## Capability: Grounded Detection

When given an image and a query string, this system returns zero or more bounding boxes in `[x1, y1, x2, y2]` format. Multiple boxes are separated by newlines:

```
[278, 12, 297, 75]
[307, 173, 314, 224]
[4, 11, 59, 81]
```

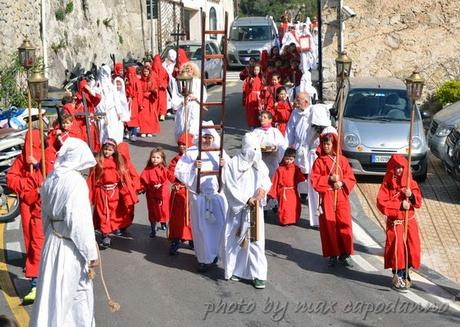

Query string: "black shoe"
[101, 236, 111, 248]
[112, 229, 123, 236]
[339, 254, 353, 267]
[188, 240, 194, 250]
[197, 263, 208, 273]
[160, 223, 167, 231]
[149, 229, 156, 238]
[169, 241, 180, 256]
[212, 256, 218, 265]
[328, 256, 338, 267]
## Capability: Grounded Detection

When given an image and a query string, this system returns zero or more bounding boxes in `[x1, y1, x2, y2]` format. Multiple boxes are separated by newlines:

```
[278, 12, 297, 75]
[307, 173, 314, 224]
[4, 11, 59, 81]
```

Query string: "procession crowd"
[2, 15, 423, 327]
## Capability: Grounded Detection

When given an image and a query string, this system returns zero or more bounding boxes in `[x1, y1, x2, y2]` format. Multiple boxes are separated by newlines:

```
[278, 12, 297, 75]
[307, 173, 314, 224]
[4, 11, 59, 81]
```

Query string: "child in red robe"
[152, 54, 169, 121]
[268, 87, 293, 135]
[268, 148, 305, 225]
[310, 132, 356, 267]
[376, 154, 422, 292]
[138, 62, 160, 137]
[140, 147, 170, 238]
[242, 64, 264, 128]
[6, 129, 44, 303]
[167, 133, 194, 255]
[125, 66, 142, 141]
[87, 138, 125, 248]
[261, 73, 282, 111]
[239, 57, 257, 81]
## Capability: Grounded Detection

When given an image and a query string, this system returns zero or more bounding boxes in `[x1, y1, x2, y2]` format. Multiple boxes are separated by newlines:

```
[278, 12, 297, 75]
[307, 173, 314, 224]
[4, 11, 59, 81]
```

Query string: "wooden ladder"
[196, 10, 229, 194]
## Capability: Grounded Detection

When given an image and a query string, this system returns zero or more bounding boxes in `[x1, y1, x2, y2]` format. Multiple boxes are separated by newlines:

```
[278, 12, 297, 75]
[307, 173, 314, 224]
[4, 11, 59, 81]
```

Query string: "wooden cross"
[170, 24, 186, 50]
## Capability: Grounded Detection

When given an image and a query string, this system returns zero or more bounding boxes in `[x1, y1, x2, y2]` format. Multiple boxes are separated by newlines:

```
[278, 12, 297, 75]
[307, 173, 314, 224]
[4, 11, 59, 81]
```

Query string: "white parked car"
[161, 40, 223, 81]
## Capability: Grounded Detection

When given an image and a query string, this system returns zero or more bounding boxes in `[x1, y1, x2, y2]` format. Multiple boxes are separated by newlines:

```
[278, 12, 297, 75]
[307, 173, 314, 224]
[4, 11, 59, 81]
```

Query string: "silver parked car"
[227, 16, 279, 68]
[426, 100, 460, 165]
[339, 77, 428, 181]
[161, 40, 223, 80]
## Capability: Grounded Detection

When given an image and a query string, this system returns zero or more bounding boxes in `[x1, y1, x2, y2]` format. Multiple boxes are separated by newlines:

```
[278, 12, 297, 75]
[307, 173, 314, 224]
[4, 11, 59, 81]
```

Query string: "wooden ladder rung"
[203, 102, 223, 106]
[200, 169, 220, 176]
[201, 124, 222, 130]
[204, 78, 223, 84]
[205, 54, 224, 60]
[205, 30, 226, 35]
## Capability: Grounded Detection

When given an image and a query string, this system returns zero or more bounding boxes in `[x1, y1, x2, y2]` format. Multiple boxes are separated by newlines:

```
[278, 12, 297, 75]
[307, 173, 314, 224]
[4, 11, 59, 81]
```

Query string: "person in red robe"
[242, 64, 264, 128]
[173, 48, 190, 78]
[74, 79, 102, 152]
[278, 15, 290, 46]
[268, 148, 305, 225]
[376, 154, 422, 291]
[260, 73, 282, 111]
[114, 142, 141, 235]
[140, 147, 170, 238]
[113, 62, 124, 78]
[138, 62, 160, 137]
[45, 113, 78, 174]
[87, 138, 125, 248]
[267, 87, 293, 135]
[6, 129, 44, 303]
[310, 132, 356, 267]
[259, 50, 269, 72]
[239, 57, 257, 81]
[269, 46, 281, 62]
[152, 54, 169, 121]
[125, 66, 142, 141]
[167, 133, 194, 255]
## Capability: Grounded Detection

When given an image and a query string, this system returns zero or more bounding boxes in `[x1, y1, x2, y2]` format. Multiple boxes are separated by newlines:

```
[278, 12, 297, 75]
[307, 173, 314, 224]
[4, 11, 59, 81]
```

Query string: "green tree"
[436, 81, 460, 106]
[239, 0, 317, 21]
[0, 53, 28, 108]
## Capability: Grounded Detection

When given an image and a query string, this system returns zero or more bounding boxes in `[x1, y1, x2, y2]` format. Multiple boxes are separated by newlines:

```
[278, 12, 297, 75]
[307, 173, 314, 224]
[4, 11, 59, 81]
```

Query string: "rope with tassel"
[88, 243, 120, 313]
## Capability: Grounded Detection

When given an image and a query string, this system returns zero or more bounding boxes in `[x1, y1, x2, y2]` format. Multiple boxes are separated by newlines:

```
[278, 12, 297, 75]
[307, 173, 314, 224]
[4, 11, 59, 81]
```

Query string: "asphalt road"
[1, 80, 460, 327]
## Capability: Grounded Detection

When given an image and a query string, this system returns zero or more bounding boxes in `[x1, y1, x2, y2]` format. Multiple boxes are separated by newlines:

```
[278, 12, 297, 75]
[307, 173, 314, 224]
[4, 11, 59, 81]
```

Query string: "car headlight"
[227, 43, 236, 53]
[344, 134, 360, 147]
[412, 136, 422, 150]
[436, 125, 453, 137]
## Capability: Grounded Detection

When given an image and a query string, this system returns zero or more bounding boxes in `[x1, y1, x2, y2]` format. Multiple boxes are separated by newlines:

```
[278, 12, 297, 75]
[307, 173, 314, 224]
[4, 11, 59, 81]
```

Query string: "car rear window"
[230, 25, 271, 41]
[344, 89, 411, 121]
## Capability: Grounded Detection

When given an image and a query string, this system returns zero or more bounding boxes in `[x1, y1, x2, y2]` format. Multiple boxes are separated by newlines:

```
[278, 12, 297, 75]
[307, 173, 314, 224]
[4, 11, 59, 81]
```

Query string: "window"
[209, 7, 217, 39]
[229, 26, 271, 41]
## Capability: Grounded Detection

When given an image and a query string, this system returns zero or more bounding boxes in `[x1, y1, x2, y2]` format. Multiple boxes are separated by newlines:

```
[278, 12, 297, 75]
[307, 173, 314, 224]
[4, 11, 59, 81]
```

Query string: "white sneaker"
[130, 134, 137, 142]
[140, 134, 146, 138]
[147, 134, 153, 137]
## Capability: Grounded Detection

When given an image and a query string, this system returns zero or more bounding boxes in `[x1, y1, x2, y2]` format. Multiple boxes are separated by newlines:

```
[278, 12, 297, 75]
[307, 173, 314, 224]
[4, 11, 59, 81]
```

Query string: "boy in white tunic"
[222, 133, 272, 289]
[31, 138, 99, 327]
[175, 122, 229, 272]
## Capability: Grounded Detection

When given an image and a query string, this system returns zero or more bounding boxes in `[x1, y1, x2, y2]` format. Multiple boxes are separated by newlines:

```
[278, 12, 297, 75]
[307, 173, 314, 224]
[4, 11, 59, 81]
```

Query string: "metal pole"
[317, 0, 323, 102]
[38, 102, 46, 178]
[338, 0, 344, 53]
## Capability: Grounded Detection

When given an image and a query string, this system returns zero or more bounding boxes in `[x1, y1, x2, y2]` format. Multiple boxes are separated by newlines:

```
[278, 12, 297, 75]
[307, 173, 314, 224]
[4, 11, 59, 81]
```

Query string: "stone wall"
[321, 0, 460, 101]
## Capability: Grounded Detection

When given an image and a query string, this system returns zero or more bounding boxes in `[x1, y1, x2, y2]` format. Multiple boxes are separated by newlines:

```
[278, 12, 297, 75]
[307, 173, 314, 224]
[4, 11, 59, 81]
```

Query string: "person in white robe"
[221, 132, 272, 289]
[252, 111, 288, 179]
[281, 25, 300, 53]
[114, 76, 131, 137]
[96, 65, 129, 144]
[175, 121, 228, 272]
[299, 71, 318, 104]
[163, 49, 183, 114]
[31, 138, 99, 327]
[174, 62, 207, 144]
[303, 104, 332, 227]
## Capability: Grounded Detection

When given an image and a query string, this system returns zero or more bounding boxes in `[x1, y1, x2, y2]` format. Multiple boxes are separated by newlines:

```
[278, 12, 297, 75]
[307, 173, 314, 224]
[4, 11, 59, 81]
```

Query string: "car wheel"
[414, 158, 428, 183]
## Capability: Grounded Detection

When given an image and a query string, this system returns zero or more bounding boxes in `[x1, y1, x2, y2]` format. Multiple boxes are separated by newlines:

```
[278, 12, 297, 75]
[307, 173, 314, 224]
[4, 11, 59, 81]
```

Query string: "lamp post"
[18, 38, 37, 172]
[333, 51, 352, 209]
[28, 68, 48, 177]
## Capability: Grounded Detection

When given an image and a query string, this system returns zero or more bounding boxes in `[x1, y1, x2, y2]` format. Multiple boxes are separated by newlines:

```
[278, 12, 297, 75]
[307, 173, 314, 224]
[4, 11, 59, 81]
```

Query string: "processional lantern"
[18, 38, 36, 69]
[405, 71, 425, 101]
[335, 51, 352, 79]
[28, 69, 49, 101]
[176, 71, 193, 97]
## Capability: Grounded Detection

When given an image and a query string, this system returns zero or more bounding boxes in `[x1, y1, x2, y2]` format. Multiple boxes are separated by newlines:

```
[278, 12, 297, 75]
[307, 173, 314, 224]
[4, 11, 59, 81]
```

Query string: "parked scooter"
[0, 106, 48, 130]
[0, 129, 25, 222]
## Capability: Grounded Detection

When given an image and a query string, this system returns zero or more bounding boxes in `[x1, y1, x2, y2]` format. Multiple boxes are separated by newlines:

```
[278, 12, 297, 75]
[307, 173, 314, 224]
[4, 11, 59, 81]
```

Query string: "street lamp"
[18, 38, 36, 70]
[333, 51, 353, 210]
[176, 71, 193, 97]
[405, 71, 425, 101]
[28, 68, 48, 177]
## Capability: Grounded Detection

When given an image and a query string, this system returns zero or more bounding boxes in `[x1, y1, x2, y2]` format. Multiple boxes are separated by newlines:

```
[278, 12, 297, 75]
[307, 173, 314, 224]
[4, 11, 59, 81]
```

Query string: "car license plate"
[371, 154, 391, 163]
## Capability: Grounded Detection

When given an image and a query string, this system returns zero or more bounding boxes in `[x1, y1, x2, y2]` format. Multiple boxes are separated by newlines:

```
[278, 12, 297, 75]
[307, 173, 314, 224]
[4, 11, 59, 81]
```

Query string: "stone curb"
[350, 191, 460, 301]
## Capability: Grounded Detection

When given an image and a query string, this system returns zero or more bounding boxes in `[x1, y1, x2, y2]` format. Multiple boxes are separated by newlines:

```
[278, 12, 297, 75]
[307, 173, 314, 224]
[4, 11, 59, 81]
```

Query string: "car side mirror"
[329, 107, 338, 118]
[421, 110, 431, 120]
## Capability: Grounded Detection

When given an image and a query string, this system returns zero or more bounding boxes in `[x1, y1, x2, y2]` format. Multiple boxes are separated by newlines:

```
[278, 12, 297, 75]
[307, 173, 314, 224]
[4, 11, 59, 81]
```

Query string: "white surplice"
[285, 107, 313, 174]
[252, 127, 288, 179]
[31, 138, 98, 327]
[175, 145, 229, 264]
[221, 135, 272, 280]
[174, 77, 207, 143]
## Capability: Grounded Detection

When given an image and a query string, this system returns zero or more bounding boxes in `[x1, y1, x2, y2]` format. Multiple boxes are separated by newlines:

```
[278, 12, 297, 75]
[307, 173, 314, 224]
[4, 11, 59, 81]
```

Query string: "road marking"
[352, 221, 383, 254]
[6, 242, 23, 261]
[0, 223, 30, 326]
[6, 218, 20, 231]
[402, 290, 437, 309]
[352, 254, 378, 272]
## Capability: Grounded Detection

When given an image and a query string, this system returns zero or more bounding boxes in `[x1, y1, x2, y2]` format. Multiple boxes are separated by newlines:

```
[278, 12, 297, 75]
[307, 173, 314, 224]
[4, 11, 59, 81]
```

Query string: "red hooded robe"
[376, 154, 422, 270]
[242, 74, 264, 128]
[125, 66, 142, 128]
[152, 55, 169, 117]
[138, 62, 160, 134]
[310, 133, 356, 257]
[140, 159, 170, 224]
